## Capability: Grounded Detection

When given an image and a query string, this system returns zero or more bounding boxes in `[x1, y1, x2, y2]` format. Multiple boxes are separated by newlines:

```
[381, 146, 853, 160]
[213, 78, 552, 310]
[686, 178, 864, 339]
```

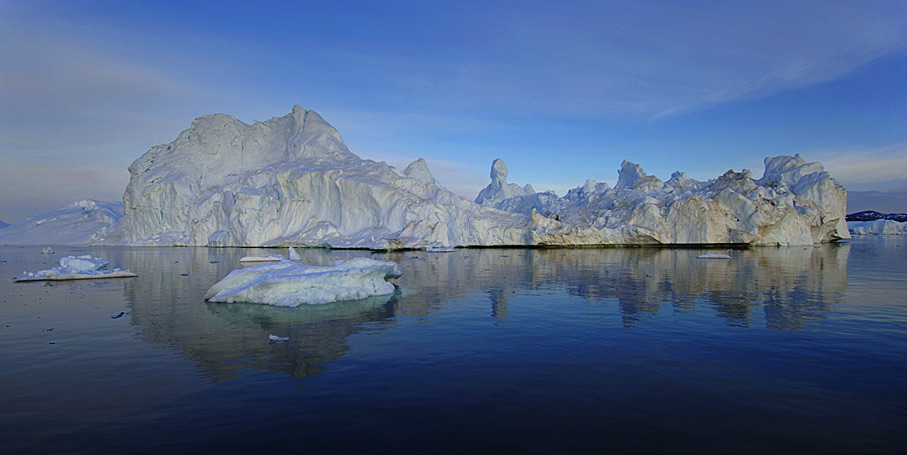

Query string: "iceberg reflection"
[118, 243, 848, 381]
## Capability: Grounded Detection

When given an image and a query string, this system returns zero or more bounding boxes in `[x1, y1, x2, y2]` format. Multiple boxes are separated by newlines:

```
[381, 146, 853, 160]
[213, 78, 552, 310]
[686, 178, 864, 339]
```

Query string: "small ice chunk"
[239, 254, 285, 263]
[697, 253, 732, 259]
[269, 334, 289, 343]
[60, 255, 108, 272]
[288, 247, 301, 261]
[111, 312, 125, 319]
[14, 255, 136, 282]
[426, 246, 455, 252]
[41, 247, 54, 254]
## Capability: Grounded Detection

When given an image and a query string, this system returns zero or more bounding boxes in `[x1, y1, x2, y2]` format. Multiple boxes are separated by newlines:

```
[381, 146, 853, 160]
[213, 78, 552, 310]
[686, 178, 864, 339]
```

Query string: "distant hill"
[845, 211, 907, 222]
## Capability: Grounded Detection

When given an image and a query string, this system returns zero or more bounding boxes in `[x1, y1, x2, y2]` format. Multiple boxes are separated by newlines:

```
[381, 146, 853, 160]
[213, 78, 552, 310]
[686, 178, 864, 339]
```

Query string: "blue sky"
[1, 0, 906, 222]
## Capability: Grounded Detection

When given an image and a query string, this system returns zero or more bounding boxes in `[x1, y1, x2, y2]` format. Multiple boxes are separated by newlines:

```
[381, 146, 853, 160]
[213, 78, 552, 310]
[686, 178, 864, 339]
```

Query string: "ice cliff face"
[123, 106, 527, 248]
[475, 154, 849, 245]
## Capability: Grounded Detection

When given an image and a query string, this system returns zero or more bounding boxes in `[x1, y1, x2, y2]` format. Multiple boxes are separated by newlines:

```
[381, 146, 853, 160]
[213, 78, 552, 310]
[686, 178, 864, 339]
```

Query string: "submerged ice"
[204, 257, 402, 306]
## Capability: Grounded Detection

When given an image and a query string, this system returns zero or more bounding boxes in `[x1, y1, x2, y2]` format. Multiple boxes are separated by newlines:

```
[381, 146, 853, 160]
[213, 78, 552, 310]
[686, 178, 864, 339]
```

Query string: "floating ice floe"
[847, 220, 907, 236]
[269, 334, 289, 343]
[15, 255, 137, 282]
[41, 247, 54, 254]
[239, 254, 285, 263]
[697, 253, 732, 260]
[426, 246, 455, 252]
[288, 247, 301, 260]
[204, 257, 402, 307]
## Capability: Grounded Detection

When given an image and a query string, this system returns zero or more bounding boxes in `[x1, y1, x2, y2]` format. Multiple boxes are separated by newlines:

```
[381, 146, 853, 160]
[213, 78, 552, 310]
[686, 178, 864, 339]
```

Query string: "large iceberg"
[0, 200, 123, 245]
[204, 257, 402, 306]
[475, 155, 849, 245]
[1, 106, 851, 248]
[848, 220, 907, 235]
[123, 106, 527, 248]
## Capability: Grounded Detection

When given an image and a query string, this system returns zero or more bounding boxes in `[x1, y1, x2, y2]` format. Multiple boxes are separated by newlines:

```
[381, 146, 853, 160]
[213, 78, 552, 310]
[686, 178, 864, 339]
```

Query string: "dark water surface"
[1, 239, 905, 454]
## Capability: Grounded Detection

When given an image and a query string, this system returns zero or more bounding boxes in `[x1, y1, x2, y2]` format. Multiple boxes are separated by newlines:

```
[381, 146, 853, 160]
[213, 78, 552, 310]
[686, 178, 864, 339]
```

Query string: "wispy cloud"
[390, 1, 907, 118]
[0, 17, 203, 158]
[811, 142, 907, 190]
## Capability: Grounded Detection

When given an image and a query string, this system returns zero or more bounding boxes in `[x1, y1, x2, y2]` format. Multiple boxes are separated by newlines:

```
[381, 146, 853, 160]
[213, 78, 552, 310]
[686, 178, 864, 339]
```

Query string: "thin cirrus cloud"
[0, 22, 200, 157]
[426, 1, 907, 119]
[814, 143, 907, 191]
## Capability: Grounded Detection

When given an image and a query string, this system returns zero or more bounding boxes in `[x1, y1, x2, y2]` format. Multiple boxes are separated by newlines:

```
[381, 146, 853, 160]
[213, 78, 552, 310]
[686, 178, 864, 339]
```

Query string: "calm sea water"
[1, 238, 905, 454]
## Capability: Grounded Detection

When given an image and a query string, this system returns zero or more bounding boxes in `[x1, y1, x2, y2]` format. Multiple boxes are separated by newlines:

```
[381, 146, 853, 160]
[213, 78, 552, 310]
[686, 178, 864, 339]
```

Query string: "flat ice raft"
[15, 255, 137, 282]
[204, 257, 402, 307]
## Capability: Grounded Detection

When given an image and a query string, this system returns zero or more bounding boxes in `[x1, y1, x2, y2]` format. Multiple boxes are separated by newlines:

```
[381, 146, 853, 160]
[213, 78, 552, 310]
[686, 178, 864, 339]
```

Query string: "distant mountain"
[846, 189, 907, 213]
[846, 211, 907, 223]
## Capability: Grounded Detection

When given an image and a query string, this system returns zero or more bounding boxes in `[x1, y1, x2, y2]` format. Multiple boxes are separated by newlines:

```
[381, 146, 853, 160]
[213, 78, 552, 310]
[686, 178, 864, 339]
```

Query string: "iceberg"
[0, 106, 852, 248]
[847, 220, 907, 235]
[123, 106, 527, 249]
[204, 257, 402, 307]
[0, 200, 123, 246]
[15, 254, 137, 282]
[475, 155, 849, 246]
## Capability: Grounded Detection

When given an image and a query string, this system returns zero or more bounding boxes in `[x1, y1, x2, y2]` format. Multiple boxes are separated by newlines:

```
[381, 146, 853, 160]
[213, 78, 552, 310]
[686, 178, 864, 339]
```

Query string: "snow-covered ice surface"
[0, 200, 123, 246]
[204, 257, 402, 307]
[14, 254, 137, 282]
[0, 106, 851, 248]
[848, 220, 907, 235]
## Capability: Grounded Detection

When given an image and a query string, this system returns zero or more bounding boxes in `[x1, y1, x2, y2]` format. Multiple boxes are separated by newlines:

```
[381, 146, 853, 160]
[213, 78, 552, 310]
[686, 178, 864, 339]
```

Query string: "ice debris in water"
[15, 255, 137, 282]
[269, 334, 289, 343]
[239, 254, 285, 263]
[288, 247, 301, 261]
[204, 257, 402, 307]
[697, 253, 732, 259]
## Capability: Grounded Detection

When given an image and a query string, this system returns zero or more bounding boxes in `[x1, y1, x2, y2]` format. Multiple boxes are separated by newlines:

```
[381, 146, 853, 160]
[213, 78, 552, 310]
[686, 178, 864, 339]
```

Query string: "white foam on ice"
[204, 257, 402, 307]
